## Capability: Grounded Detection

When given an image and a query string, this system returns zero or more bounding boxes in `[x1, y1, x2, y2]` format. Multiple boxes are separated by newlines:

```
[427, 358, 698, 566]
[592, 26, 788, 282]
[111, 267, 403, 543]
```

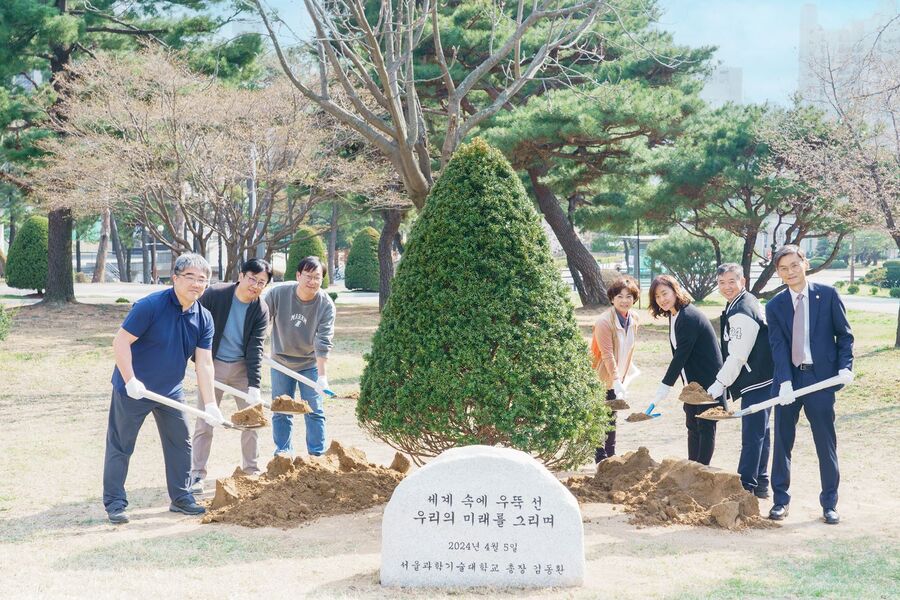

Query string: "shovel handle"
[140, 389, 238, 429]
[183, 369, 250, 401]
[263, 356, 336, 397]
[736, 374, 851, 417]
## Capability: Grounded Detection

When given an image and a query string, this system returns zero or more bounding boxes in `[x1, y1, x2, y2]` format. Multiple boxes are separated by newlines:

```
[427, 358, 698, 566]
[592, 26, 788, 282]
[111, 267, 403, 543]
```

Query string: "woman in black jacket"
[647, 275, 724, 465]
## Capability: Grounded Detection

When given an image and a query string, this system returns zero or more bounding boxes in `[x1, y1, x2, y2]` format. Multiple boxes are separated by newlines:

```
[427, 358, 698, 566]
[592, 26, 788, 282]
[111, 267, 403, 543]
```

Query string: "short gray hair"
[173, 253, 211, 279]
[716, 263, 743, 278]
[772, 244, 806, 268]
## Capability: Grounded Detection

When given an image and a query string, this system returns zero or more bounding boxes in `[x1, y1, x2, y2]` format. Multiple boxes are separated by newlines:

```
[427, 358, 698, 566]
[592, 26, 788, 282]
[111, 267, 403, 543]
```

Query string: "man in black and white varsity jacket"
[706, 263, 775, 499]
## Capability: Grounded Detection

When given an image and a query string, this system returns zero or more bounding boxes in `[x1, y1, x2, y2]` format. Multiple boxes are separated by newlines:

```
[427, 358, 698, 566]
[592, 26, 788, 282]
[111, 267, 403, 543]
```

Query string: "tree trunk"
[527, 165, 609, 307]
[141, 226, 151, 284]
[378, 209, 403, 311]
[895, 303, 900, 348]
[109, 215, 129, 282]
[92, 208, 110, 283]
[150, 238, 158, 283]
[8, 212, 15, 247]
[44, 207, 75, 303]
[75, 231, 81, 272]
[328, 201, 339, 275]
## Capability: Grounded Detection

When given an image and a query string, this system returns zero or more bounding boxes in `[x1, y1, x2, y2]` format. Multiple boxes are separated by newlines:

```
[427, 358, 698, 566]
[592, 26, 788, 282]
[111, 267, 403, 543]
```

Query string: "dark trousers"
[737, 386, 771, 492]
[772, 367, 839, 509]
[595, 389, 617, 463]
[684, 404, 717, 465]
[102, 387, 194, 513]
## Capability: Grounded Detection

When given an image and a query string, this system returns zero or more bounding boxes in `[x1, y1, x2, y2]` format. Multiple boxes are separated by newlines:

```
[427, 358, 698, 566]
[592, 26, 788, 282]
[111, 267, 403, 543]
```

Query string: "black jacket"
[720, 290, 774, 398]
[198, 283, 269, 389]
[663, 303, 723, 389]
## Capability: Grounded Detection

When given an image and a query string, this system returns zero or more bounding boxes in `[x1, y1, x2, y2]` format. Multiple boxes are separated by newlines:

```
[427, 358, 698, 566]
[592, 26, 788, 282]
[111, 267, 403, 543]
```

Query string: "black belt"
[797, 363, 814, 371]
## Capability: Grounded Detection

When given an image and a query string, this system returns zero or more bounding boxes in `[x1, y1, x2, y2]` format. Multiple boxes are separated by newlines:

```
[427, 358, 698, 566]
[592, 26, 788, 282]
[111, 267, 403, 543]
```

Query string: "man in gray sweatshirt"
[264, 256, 335, 455]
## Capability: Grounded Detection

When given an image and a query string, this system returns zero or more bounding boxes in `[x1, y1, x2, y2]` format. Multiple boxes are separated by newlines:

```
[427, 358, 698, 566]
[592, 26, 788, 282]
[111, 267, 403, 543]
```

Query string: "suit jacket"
[764, 282, 853, 390]
[663, 303, 723, 389]
[198, 283, 269, 389]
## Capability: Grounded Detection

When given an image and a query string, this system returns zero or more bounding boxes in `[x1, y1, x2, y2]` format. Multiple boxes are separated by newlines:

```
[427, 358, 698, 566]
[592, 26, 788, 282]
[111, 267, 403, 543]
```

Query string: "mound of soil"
[697, 406, 733, 420]
[606, 398, 630, 411]
[231, 403, 268, 427]
[566, 447, 775, 530]
[202, 441, 407, 528]
[271, 395, 312, 413]
[679, 382, 717, 405]
[625, 412, 653, 422]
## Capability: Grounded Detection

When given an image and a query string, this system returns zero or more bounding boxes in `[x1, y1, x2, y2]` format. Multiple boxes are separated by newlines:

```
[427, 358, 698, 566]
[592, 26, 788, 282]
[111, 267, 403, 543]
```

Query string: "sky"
[254, 0, 898, 106]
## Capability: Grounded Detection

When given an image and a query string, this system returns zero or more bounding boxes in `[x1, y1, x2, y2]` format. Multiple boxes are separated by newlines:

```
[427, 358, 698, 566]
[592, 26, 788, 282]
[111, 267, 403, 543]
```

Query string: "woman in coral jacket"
[590, 276, 641, 463]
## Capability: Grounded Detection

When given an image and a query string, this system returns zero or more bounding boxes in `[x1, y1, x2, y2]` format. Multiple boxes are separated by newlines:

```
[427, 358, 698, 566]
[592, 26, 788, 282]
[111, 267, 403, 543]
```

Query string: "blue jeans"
[737, 386, 771, 492]
[270, 366, 325, 455]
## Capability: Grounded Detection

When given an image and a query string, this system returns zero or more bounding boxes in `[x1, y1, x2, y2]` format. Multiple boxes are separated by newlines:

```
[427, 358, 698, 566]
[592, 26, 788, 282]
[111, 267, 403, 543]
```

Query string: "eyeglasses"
[176, 273, 209, 286]
[299, 272, 323, 283]
[244, 274, 269, 288]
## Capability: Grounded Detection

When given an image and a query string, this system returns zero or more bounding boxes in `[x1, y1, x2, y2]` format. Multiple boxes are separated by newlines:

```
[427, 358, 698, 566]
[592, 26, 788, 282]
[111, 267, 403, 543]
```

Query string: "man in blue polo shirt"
[103, 253, 223, 524]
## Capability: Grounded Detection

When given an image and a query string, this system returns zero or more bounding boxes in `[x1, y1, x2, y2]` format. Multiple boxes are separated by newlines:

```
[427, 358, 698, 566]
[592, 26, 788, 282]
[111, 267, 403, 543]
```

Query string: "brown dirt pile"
[606, 398, 630, 411]
[202, 441, 407, 528]
[679, 382, 716, 405]
[566, 447, 775, 530]
[698, 406, 734, 420]
[271, 395, 312, 413]
[230, 403, 268, 427]
[625, 412, 653, 422]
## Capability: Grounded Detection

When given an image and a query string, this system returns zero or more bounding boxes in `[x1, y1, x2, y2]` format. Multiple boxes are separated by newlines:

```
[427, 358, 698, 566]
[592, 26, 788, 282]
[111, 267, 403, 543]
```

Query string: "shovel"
[263, 356, 337, 398]
[183, 369, 308, 415]
[697, 373, 852, 421]
[139, 388, 255, 431]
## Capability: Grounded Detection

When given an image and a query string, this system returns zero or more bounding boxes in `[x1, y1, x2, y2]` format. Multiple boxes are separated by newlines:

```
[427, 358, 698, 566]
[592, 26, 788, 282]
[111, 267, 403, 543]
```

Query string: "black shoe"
[769, 503, 789, 520]
[823, 508, 840, 525]
[754, 487, 770, 499]
[108, 509, 129, 524]
[170, 498, 206, 516]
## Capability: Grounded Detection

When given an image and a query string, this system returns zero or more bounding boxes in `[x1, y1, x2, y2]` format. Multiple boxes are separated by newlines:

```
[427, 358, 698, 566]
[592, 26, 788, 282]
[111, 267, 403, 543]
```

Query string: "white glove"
[203, 403, 225, 427]
[316, 375, 330, 395]
[125, 376, 147, 400]
[778, 381, 796, 406]
[838, 369, 854, 384]
[247, 387, 262, 404]
[653, 383, 672, 405]
[612, 379, 626, 399]
[707, 380, 726, 400]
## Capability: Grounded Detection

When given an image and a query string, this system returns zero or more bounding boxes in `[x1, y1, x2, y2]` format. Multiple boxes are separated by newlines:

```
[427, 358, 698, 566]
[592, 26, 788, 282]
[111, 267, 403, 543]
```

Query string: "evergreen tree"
[344, 227, 380, 292]
[6, 215, 48, 293]
[357, 140, 608, 469]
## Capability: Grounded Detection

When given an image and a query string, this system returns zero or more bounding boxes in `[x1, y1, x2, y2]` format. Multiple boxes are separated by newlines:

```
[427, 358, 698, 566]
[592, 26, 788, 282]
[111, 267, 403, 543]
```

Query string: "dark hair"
[773, 244, 807, 269]
[648, 274, 692, 317]
[716, 263, 743, 278]
[241, 258, 272, 283]
[607, 277, 640, 303]
[297, 255, 327, 278]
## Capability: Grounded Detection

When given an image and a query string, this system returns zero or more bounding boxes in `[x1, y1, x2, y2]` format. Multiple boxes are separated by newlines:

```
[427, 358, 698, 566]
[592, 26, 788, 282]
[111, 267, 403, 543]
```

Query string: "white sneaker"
[188, 476, 204, 495]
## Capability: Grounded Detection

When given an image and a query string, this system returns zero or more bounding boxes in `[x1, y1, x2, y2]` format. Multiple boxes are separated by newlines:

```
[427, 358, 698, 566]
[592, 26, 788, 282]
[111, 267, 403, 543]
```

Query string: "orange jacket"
[590, 307, 639, 388]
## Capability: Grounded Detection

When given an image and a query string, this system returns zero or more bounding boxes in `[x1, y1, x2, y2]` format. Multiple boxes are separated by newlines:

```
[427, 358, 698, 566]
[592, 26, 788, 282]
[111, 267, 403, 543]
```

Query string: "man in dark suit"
[765, 245, 854, 525]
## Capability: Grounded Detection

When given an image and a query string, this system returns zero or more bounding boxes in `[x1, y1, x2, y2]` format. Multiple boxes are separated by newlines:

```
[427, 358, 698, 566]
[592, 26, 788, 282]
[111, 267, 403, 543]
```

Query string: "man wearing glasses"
[188, 258, 272, 493]
[264, 255, 335, 456]
[104, 253, 222, 524]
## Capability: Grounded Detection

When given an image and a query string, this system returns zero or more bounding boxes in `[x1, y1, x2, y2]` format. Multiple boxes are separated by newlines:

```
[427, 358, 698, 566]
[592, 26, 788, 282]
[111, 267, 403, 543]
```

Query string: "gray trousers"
[190, 359, 260, 478]
[103, 386, 193, 513]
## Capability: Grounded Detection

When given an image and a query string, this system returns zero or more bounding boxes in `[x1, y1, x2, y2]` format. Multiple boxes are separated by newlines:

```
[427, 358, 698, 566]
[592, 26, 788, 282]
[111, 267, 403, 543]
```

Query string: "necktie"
[792, 293, 805, 367]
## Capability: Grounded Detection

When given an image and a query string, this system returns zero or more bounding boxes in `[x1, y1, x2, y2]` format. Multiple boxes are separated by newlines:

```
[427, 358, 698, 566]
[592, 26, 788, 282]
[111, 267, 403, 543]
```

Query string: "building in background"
[700, 66, 743, 107]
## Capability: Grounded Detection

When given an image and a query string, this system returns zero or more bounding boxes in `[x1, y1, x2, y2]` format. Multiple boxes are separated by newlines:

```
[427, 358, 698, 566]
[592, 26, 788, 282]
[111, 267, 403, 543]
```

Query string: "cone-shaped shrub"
[357, 139, 608, 469]
[286, 226, 328, 287]
[6, 215, 49, 293]
[345, 226, 380, 292]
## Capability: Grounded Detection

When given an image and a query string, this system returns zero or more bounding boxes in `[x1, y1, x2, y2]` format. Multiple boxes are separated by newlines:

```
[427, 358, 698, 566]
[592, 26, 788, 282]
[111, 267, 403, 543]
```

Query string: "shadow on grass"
[0, 486, 170, 543]
[674, 538, 900, 599]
